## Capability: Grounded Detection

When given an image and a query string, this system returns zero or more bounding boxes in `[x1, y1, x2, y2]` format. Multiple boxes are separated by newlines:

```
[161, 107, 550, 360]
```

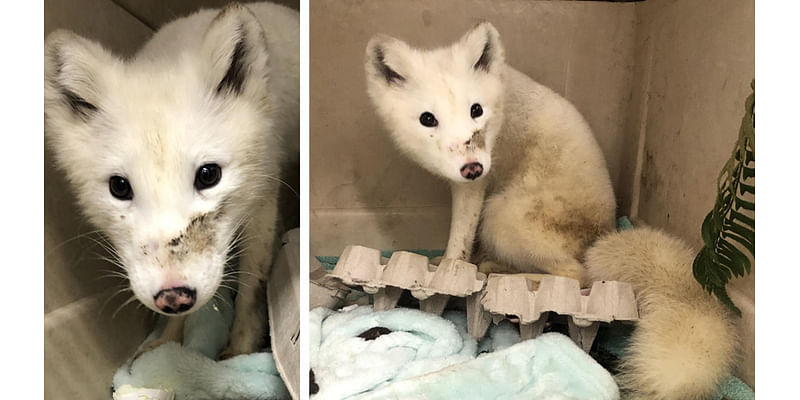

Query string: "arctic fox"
[585, 227, 737, 399]
[365, 23, 615, 284]
[44, 2, 299, 357]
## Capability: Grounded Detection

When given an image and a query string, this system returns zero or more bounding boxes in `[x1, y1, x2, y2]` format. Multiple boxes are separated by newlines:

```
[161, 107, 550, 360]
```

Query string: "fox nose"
[154, 286, 196, 314]
[460, 162, 483, 180]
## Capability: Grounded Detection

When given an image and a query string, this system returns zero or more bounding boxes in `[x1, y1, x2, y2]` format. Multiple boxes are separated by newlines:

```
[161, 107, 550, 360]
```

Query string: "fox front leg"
[444, 180, 487, 261]
[220, 200, 279, 358]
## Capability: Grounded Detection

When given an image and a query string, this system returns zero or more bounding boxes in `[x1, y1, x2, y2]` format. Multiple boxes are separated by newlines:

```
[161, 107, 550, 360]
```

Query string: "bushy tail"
[584, 227, 737, 400]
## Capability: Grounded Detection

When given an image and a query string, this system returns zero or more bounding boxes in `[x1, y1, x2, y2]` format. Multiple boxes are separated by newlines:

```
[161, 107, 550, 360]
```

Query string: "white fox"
[364, 22, 616, 285]
[44, 2, 298, 357]
[364, 23, 738, 398]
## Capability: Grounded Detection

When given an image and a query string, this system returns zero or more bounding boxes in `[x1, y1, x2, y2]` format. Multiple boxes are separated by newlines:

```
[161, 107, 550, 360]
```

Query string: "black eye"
[419, 112, 438, 127]
[471, 103, 483, 118]
[195, 164, 222, 190]
[109, 176, 133, 200]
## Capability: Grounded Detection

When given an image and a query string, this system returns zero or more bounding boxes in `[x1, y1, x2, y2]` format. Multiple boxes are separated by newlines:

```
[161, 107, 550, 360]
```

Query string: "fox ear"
[202, 3, 270, 99]
[44, 30, 117, 120]
[365, 34, 412, 86]
[460, 22, 504, 73]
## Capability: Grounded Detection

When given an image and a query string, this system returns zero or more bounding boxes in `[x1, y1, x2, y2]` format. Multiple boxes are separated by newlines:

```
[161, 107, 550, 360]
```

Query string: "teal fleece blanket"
[112, 286, 289, 400]
[310, 305, 620, 400]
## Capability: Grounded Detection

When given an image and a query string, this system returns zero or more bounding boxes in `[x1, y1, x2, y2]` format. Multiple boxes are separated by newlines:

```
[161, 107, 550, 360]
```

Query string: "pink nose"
[460, 162, 483, 180]
[154, 287, 196, 314]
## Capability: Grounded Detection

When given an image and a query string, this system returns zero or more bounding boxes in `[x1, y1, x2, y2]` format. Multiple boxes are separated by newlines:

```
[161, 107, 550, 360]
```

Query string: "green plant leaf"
[730, 210, 755, 229]
[692, 79, 754, 316]
[723, 231, 755, 256]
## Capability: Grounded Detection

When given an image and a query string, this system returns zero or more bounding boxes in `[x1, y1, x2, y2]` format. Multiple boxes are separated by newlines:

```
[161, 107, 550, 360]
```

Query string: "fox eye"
[109, 176, 133, 200]
[419, 112, 438, 127]
[195, 163, 222, 190]
[471, 103, 483, 118]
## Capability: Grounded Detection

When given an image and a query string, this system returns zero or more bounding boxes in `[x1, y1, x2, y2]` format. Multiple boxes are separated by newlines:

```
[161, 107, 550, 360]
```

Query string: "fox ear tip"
[464, 22, 504, 72]
[44, 30, 110, 119]
[365, 35, 407, 86]
[45, 30, 79, 66]
[204, 2, 269, 98]
[367, 33, 390, 46]
[475, 21, 496, 30]
[365, 34, 396, 60]
[467, 21, 499, 38]
[45, 29, 79, 46]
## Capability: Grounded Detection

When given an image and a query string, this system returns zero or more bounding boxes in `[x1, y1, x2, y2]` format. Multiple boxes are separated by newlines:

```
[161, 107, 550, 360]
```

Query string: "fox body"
[364, 25, 737, 397]
[365, 23, 615, 284]
[44, 2, 298, 356]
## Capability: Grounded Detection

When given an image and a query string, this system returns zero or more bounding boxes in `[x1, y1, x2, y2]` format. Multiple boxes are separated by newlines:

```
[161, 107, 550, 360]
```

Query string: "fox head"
[44, 4, 280, 316]
[365, 22, 505, 183]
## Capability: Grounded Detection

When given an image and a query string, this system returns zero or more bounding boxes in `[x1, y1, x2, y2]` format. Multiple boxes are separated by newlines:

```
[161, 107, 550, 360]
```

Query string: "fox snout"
[460, 162, 483, 180]
[154, 286, 197, 314]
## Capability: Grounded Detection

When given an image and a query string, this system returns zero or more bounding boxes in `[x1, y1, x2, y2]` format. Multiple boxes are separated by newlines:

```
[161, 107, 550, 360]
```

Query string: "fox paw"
[218, 339, 258, 360]
[218, 346, 240, 360]
[218, 323, 264, 360]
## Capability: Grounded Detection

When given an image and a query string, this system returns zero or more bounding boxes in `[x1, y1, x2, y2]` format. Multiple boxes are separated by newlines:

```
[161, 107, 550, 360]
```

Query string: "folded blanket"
[310, 306, 474, 399]
[310, 305, 619, 400]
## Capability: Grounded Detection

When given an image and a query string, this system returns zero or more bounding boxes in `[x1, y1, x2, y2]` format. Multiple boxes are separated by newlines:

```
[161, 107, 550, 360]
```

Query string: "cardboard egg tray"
[329, 245, 486, 315]
[474, 273, 639, 351]
[318, 245, 640, 352]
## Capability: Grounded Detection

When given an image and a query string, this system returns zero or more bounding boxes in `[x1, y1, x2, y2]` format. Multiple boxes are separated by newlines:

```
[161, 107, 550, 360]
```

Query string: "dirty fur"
[585, 228, 738, 400]
[364, 23, 616, 285]
[44, 2, 298, 357]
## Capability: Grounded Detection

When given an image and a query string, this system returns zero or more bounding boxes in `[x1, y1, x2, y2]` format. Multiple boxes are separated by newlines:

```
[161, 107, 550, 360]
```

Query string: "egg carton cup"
[310, 256, 353, 310]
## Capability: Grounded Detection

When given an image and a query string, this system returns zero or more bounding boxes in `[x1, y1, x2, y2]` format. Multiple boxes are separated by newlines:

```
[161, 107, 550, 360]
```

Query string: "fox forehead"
[107, 67, 210, 125]
[389, 50, 500, 106]
[61, 64, 271, 195]
[90, 68, 260, 166]
[92, 103, 229, 178]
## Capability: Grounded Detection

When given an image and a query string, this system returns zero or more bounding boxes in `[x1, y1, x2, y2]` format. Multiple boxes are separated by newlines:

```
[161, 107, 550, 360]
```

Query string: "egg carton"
[474, 274, 639, 351]
[328, 245, 486, 315]
[324, 245, 640, 352]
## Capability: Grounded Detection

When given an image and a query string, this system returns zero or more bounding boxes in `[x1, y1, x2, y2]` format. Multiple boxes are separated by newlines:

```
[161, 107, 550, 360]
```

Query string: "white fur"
[365, 23, 616, 284]
[585, 227, 737, 400]
[44, 2, 298, 356]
